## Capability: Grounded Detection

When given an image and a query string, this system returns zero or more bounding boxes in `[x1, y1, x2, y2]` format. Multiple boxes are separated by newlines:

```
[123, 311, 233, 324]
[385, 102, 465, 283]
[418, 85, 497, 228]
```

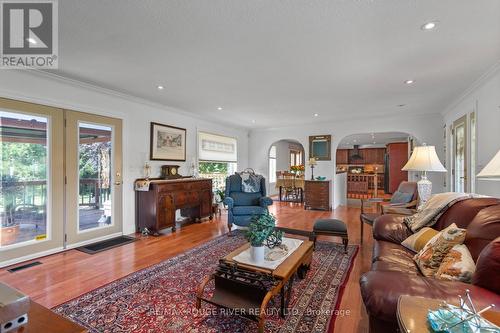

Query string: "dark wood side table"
[397, 295, 500, 333]
[13, 300, 86, 333]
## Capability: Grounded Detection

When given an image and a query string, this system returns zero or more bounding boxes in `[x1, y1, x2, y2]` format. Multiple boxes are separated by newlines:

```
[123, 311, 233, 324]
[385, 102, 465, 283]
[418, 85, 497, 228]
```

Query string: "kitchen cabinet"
[336, 149, 349, 164]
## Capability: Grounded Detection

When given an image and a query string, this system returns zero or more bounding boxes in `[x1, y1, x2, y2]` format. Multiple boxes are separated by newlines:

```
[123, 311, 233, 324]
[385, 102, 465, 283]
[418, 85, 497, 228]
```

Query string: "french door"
[452, 115, 467, 192]
[0, 98, 122, 267]
[64, 111, 122, 247]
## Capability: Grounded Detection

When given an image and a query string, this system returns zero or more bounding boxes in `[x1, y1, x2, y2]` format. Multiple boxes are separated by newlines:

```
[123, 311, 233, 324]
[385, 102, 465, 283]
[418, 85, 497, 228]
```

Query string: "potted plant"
[245, 213, 282, 263]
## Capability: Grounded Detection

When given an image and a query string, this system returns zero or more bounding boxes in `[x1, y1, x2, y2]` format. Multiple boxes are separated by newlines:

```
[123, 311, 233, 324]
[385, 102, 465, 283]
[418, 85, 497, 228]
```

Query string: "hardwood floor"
[0, 202, 374, 333]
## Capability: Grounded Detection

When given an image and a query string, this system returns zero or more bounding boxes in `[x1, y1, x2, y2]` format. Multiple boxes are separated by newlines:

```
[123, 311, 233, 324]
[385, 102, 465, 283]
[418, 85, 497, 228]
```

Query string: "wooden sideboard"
[304, 180, 331, 210]
[135, 178, 213, 234]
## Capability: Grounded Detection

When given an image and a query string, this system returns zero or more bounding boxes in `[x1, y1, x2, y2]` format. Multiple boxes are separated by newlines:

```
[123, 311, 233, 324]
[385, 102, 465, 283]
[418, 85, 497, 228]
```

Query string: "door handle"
[115, 181, 122, 185]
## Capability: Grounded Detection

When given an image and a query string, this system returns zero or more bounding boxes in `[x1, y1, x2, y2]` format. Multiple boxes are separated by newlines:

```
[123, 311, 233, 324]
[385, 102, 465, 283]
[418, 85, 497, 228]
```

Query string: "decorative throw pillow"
[435, 244, 476, 283]
[240, 173, 262, 193]
[401, 227, 439, 253]
[390, 191, 414, 204]
[413, 223, 466, 277]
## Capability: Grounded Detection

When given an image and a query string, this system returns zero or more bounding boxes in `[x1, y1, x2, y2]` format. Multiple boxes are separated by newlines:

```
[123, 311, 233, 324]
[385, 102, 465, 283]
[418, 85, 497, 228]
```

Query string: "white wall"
[0, 70, 249, 234]
[442, 63, 500, 197]
[249, 113, 445, 207]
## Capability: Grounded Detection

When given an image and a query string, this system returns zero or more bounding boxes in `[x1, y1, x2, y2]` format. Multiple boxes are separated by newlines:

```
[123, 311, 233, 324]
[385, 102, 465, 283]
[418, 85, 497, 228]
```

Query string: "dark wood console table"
[135, 178, 213, 234]
[304, 180, 331, 210]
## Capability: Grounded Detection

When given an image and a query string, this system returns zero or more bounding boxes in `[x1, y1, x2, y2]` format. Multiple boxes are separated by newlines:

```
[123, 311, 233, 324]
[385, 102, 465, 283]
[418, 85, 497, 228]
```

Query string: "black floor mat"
[76, 236, 136, 254]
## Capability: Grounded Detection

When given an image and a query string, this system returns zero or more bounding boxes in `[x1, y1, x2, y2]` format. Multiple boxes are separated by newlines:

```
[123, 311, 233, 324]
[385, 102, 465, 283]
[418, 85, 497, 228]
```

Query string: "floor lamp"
[402, 144, 446, 206]
[477, 149, 500, 180]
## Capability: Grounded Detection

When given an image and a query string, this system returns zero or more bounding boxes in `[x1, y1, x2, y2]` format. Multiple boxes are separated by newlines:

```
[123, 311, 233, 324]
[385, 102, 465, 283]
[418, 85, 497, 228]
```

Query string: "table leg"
[279, 186, 282, 201]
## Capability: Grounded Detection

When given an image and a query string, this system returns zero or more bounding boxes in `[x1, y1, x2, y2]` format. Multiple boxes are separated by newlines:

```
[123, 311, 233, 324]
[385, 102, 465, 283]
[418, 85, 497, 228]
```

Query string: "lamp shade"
[402, 145, 446, 172]
[477, 149, 500, 179]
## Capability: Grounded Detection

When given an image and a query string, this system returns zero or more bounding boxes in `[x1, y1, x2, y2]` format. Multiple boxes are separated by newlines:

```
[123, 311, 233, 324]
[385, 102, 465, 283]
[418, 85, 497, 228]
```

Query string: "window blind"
[198, 131, 237, 162]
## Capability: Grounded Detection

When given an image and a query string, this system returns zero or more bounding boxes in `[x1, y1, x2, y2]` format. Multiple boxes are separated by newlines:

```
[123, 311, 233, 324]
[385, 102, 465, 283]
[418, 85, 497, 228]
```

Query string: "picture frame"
[150, 122, 186, 161]
[309, 135, 331, 161]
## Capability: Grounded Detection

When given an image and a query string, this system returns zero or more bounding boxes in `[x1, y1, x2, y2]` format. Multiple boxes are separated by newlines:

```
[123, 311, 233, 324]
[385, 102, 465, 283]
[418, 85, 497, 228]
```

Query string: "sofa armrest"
[259, 196, 273, 207]
[360, 270, 500, 323]
[372, 214, 412, 244]
[223, 197, 234, 209]
[382, 206, 417, 216]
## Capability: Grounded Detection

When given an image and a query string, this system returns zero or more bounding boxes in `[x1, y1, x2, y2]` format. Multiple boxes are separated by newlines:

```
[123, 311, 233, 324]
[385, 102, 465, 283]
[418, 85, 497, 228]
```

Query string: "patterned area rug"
[53, 232, 358, 333]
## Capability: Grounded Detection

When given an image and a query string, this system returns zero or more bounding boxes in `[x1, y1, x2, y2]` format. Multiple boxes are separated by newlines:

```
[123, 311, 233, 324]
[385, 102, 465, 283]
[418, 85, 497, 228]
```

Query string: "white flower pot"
[250, 245, 265, 264]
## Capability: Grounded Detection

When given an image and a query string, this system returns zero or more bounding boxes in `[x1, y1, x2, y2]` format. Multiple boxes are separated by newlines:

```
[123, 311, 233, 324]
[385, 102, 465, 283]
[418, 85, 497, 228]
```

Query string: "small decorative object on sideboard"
[427, 290, 498, 333]
[0, 282, 30, 333]
[308, 157, 317, 180]
[161, 165, 182, 179]
[143, 162, 151, 180]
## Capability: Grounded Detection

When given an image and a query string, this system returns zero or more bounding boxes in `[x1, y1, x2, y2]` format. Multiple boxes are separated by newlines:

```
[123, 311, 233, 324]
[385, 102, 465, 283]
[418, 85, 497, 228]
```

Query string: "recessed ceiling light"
[251, 119, 256, 123]
[421, 21, 438, 31]
[157, 85, 164, 90]
[398, 104, 406, 107]
[404, 79, 415, 85]
[26, 38, 37, 45]
[217, 107, 223, 111]
[373, 141, 376, 144]
[353, 139, 357, 143]
[313, 113, 319, 117]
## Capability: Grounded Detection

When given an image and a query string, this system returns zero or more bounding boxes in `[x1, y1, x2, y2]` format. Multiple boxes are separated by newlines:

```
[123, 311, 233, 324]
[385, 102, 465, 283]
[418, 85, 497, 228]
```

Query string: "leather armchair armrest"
[382, 206, 417, 216]
[259, 196, 273, 207]
[223, 197, 234, 209]
[372, 214, 412, 243]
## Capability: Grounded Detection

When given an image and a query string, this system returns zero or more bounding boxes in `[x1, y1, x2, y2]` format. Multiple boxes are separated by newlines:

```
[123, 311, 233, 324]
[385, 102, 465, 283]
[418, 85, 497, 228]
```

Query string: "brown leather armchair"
[360, 181, 418, 243]
[360, 198, 500, 333]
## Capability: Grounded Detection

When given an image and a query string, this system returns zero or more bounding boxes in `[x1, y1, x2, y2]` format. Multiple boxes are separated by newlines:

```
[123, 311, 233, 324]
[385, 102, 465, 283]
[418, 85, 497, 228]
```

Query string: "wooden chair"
[359, 181, 418, 243]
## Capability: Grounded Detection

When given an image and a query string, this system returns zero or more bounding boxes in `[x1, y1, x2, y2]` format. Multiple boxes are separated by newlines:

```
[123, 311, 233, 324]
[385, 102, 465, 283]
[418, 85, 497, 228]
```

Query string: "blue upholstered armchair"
[223, 173, 273, 231]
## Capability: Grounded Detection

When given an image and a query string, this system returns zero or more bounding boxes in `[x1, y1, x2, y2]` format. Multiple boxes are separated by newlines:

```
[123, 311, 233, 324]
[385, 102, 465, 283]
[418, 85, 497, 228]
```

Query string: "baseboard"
[0, 232, 124, 269]
[65, 232, 124, 250]
[0, 247, 64, 268]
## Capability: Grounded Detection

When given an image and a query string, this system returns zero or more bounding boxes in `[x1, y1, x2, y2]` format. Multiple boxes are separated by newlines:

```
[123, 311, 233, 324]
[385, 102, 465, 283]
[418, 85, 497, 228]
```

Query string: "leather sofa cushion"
[465, 205, 500, 261]
[360, 270, 500, 323]
[371, 260, 419, 275]
[232, 206, 266, 216]
[433, 198, 500, 230]
[472, 237, 500, 294]
[230, 192, 262, 206]
[373, 214, 412, 244]
[372, 241, 417, 267]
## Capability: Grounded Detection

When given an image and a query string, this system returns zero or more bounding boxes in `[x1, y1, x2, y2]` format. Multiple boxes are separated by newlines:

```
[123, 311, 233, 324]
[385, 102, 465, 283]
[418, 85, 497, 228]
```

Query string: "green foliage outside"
[198, 161, 228, 174]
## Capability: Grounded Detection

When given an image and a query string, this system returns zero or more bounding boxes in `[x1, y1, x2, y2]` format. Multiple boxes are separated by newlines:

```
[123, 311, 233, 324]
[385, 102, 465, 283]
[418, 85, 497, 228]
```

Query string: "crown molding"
[21, 69, 249, 131]
[441, 59, 500, 118]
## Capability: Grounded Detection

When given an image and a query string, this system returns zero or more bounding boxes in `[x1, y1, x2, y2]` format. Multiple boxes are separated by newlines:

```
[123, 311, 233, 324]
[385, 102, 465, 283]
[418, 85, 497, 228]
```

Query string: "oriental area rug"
[53, 232, 358, 333]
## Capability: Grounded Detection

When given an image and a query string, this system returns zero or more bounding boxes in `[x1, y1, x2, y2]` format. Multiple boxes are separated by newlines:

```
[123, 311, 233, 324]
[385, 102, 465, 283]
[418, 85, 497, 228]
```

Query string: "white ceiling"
[49, 0, 500, 128]
[338, 132, 409, 149]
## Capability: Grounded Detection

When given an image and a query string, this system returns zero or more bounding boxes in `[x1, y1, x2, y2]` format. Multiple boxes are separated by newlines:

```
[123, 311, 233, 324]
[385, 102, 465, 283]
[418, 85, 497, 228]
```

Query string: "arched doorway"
[335, 132, 415, 206]
[268, 139, 305, 198]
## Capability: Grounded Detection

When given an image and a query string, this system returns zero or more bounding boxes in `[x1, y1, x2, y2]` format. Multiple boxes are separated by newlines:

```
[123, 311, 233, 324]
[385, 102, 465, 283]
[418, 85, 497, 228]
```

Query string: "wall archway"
[267, 139, 305, 196]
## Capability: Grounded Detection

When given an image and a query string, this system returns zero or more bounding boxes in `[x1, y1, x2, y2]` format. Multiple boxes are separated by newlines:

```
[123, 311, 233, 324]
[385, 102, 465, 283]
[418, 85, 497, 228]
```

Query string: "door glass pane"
[454, 124, 465, 192]
[78, 123, 112, 231]
[1, 111, 49, 247]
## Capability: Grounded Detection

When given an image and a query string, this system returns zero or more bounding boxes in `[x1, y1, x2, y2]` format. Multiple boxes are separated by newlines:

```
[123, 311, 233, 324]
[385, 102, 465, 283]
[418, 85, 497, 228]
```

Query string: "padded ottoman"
[313, 218, 349, 253]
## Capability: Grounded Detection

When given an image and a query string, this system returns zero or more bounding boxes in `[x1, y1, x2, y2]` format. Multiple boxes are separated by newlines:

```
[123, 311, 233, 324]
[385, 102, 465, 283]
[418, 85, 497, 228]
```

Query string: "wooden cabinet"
[387, 142, 408, 193]
[336, 149, 348, 164]
[304, 180, 331, 210]
[135, 178, 213, 233]
[340, 148, 386, 165]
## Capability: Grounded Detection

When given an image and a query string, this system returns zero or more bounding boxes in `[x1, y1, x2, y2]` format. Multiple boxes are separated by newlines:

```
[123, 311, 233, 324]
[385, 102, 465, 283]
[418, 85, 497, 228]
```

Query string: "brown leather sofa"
[360, 198, 500, 333]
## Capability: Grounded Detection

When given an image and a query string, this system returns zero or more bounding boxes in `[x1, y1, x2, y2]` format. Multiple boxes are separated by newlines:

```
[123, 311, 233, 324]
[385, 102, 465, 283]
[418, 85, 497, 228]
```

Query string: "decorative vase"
[250, 245, 265, 264]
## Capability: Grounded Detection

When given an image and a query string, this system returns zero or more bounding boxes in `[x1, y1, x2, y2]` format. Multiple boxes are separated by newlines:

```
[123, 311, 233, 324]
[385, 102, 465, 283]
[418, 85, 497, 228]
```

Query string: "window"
[269, 145, 277, 183]
[197, 132, 238, 193]
[290, 149, 302, 167]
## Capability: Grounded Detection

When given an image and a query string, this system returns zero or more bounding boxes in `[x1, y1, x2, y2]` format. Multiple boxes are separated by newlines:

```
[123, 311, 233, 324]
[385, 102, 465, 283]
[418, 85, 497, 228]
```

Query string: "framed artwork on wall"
[150, 122, 186, 161]
[309, 135, 331, 160]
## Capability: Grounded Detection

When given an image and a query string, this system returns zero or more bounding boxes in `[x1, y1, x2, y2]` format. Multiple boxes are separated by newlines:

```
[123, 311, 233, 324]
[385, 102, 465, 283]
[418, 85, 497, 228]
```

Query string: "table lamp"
[477, 149, 500, 180]
[308, 157, 317, 180]
[402, 144, 446, 205]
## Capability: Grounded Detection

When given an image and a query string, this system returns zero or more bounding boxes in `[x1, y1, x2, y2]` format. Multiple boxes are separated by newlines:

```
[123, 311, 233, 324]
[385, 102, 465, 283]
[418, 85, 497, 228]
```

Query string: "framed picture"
[150, 122, 186, 161]
[309, 135, 331, 161]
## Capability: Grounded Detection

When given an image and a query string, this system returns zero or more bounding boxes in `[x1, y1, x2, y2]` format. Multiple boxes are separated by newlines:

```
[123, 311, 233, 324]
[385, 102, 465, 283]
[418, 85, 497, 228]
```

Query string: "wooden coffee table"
[397, 295, 500, 333]
[196, 239, 314, 333]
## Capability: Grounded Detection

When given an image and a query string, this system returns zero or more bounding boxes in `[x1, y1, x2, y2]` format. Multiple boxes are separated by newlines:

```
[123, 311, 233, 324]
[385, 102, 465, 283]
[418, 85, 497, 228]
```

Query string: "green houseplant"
[245, 213, 282, 263]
